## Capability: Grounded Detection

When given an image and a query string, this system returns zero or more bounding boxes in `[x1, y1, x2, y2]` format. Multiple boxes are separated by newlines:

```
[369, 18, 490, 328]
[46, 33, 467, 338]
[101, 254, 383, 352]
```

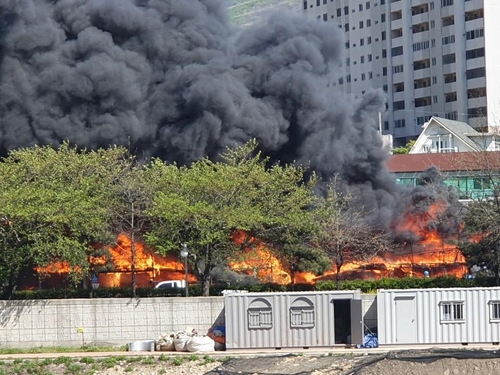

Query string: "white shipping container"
[377, 287, 500, 345]
[225, 290, 364, 349]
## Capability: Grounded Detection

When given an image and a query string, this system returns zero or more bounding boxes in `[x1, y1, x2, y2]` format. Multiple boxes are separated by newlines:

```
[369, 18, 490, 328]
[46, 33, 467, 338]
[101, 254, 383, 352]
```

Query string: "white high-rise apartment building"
[303, 0, 500, 146]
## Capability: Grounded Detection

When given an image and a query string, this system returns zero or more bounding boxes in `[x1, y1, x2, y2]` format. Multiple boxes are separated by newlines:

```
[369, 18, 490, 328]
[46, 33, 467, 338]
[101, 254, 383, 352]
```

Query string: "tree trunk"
[335, 262, 342, 290]
[131, 202, 136, 298]
[202, 274, 211, 297]
[131, 233, 137, 298]
[495, 246, 500, 286]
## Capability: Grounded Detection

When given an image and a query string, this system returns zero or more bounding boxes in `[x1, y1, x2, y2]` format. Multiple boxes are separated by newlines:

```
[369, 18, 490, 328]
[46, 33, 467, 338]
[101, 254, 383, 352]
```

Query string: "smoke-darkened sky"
[0, 0, 460, 233]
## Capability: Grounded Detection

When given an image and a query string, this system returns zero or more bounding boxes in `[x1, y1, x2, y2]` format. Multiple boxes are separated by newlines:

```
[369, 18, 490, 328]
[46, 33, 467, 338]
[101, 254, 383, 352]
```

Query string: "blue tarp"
[356, 333, 378, 348]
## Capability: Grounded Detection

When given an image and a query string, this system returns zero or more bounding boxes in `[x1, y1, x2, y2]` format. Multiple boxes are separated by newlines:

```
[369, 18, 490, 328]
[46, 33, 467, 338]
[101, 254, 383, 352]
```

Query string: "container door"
[394, 296, 416, 344]
[350, 299, 364, 345]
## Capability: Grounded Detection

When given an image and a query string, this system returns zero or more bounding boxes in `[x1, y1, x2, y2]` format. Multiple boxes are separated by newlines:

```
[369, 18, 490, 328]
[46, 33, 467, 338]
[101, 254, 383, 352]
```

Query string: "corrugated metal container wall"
[225, 290, 361, 349]
[378, 288, 500, 345]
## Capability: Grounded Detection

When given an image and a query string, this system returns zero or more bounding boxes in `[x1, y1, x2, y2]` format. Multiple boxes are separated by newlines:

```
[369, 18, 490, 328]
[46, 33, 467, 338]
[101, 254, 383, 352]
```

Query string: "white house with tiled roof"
[410, 117, 499, 154]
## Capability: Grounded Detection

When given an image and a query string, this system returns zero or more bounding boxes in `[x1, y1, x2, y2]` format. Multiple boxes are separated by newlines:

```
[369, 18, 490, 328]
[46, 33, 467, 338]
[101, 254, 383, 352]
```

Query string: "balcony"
[465, 38, 485, 51]
[444, 82, 458, 93]
[466, 57, 485, 71]
[415, 87, 431, 98]
[465, 18, 484, 31]
[467, 76, 486, 89]
[393, 91, 406, 102]
[412, 13, 429, 25]
[413, 67, 431, 80]
[468, 96, 487, 108]
[442, 63, 457, 75]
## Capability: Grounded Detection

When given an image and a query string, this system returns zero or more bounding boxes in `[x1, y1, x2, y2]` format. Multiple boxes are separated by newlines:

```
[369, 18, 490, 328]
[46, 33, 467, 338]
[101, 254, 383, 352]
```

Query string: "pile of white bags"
[156, 329, 215, 352]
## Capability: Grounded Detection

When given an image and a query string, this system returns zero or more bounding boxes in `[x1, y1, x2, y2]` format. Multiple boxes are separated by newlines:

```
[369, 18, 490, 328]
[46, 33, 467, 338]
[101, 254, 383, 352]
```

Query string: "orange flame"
[34, 201, 472, 288]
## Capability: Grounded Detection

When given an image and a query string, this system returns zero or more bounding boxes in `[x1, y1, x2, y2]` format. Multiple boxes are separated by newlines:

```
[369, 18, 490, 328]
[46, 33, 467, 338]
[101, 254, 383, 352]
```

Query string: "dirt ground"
[4, 348, 500, 374]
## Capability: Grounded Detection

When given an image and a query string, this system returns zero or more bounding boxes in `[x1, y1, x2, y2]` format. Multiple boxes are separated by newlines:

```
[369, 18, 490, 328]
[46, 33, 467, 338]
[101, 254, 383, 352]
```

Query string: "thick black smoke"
[0, 0, 456, 233]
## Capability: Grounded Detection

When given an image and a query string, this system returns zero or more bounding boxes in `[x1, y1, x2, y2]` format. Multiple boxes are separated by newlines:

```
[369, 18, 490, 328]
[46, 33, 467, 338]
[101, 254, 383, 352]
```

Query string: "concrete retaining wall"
[0, 294, 378, 349]
[0, 297, 224, 349]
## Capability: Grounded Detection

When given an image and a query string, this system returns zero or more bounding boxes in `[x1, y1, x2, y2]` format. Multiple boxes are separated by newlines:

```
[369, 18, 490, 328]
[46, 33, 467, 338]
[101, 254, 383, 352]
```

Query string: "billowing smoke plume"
[0, 0, 455, 233]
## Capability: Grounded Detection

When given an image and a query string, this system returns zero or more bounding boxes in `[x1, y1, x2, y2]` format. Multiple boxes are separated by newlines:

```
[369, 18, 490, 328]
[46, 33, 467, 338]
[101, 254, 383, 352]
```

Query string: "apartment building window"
[431, 20, 435, 28]
[323, 0, 327, 4]
[382, 31, 386, 40]
[345, 41, 350, 49]
[367, 19, 371, 27]
[395, 119, 406, 128]
[337, 8, 341, 16]
[316, 0, 320, 6]
[382, 49, 387, 58]
[381, 14, 386, 23]
[442, 15, 454, 27]
[466, 47, 485, 60]
[445, 92, 458, 103]
[368, 54, 372, 62]
[441, 0, 453, 7]
[359, 21, 364, 29]
[431, 39, 436, 47]
[394, 82, 404, 92]
[384, 121, 389, 130]
[432, 76, 437, 84]
[466, 67, 486, 80]
[362, 73, 366, 81]
[383, 84, 388, 92]
[366, 2, 370, 10]
[344, 23, 349, 32]
[433, 95, 438, 104]
[444, 73, 456, 83]
[432, 57, 437, 66]
[442, 53, 456, 65]
[445, 111, 458, 120]
[468, 107, 487, 118]
[392, 65, 404, 74]
[360, 38, 365, 46]
[412, 41, 430, 52]
[393, 101, 405, 110]
[381, 0, 385, 4]
[344, 6, 349, 15]
[417, 115, 432, 125]
[415, 96, 431, 108]
[359, 4, 363, 11]
[338, 77, 344, 84]
[466, 29, 484, 40]
[323, 13, 327, 21]
[361, 56, 365, 63]
[465, 9, 484, 22]
[430, 1, 435, 10]
[346, 57, 350, 66]
[369, 72, 373, 79]
[303, 1, 307, 10]
[442, 35, 455, 45]
[467, 87, 486, 99]
[383, 67, 388, 76]
[346, 74, 351, 83]
[367, 37, 372, 44]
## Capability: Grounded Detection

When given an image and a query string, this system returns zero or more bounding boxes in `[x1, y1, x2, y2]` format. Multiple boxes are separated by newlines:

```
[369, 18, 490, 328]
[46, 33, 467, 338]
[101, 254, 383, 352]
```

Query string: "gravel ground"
[4, 349, 500, 374]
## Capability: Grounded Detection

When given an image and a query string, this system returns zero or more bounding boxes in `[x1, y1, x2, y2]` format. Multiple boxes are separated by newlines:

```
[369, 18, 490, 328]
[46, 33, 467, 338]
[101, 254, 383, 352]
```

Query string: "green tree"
[392, 139, 416, 154]
[0, 143, 130, 298]
[145, 142, 265, 296]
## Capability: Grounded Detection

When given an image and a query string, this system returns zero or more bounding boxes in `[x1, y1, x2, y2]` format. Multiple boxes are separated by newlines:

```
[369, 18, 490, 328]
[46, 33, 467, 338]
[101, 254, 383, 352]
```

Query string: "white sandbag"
[156, 335, 175, 351]
[186, 335, 215, 353]
[174, 334, 191, 352]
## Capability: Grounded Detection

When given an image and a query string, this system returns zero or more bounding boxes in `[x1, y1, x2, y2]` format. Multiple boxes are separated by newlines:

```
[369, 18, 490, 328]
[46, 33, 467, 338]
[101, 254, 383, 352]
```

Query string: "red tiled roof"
[386, 152, 500, 173]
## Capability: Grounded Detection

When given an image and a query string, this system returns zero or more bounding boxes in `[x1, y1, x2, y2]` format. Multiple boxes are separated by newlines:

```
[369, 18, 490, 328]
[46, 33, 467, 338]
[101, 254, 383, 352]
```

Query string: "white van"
[154, 280, 186, 289]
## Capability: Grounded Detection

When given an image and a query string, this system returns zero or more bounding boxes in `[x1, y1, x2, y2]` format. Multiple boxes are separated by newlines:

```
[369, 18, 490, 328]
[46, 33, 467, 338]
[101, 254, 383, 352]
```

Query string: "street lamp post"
[180, 244, 189, 297]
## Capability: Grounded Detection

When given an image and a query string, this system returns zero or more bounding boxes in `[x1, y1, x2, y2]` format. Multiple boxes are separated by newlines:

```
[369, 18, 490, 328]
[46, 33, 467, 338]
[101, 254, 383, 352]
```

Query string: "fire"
[34, 201, 472, 289]
[35, 234, 197, 288]
[229, 231, 291, 284]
